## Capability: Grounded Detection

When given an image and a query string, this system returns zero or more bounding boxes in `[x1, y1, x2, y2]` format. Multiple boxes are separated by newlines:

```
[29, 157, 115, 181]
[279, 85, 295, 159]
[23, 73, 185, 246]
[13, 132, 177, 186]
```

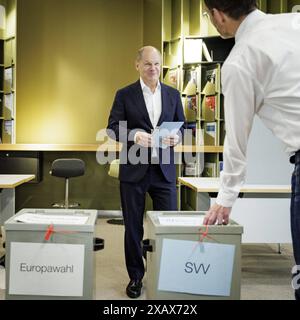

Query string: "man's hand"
[135, 132, 153, 147]
[162, 134, 180, 147]
[203, 204, 232, 225]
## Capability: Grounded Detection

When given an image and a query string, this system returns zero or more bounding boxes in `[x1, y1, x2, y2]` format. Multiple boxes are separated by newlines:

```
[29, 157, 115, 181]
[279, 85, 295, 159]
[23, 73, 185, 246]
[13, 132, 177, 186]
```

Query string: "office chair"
[107, 159, 123, 225]
[49, 158, 104, 252]
[50, 158, 85, 208]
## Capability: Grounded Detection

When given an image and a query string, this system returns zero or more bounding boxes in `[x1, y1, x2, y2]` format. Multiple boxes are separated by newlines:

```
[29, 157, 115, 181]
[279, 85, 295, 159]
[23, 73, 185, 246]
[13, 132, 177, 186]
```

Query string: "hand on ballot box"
[203, 203, 232, 226]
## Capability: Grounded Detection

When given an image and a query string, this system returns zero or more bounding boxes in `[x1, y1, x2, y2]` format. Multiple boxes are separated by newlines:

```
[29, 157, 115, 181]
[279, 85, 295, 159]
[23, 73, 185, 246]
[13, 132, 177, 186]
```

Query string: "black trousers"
[120, 165, 177, 281]
[291, 150, 300, 300]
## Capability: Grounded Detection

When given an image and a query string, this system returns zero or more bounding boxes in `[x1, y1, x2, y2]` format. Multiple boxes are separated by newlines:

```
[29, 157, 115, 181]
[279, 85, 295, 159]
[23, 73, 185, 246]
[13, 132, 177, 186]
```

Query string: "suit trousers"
[291, 151, 300, 300]
[120, 164, 177, 281]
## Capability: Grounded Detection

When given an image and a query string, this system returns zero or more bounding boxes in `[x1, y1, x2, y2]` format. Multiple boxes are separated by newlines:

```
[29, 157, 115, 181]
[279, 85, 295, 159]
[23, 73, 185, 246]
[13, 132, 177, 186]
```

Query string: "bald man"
[107, 46, 185, 298]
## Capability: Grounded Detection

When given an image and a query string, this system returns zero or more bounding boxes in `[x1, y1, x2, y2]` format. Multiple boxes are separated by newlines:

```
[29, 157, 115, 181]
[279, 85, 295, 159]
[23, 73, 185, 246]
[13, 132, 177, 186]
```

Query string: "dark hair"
[204, 0, 257, 20]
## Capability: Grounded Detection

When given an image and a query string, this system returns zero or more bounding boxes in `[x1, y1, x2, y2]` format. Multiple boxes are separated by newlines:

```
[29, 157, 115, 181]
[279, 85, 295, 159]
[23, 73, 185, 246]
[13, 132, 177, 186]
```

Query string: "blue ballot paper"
[153, 121, 184, 149]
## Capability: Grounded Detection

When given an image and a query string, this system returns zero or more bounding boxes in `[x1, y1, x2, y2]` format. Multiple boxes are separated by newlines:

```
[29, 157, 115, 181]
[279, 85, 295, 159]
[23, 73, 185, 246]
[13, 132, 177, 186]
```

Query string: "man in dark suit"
[107, 46, 185, 298]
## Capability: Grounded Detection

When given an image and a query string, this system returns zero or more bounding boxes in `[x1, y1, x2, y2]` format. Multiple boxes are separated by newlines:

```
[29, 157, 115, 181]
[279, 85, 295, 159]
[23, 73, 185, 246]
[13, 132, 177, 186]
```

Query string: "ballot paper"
[153, 121, 184, 149]
[14, 213, 89, 225]
[158, 216, 204, 226]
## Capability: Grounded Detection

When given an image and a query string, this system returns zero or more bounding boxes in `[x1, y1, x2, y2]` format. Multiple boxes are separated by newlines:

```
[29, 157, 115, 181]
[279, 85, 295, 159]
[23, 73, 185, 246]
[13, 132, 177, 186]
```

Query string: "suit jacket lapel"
[131, 80, 153, 129]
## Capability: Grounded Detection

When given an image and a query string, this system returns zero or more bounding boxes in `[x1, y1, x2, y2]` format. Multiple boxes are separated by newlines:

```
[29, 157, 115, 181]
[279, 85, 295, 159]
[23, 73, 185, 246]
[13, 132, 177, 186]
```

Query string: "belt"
[290, 150, 300, 164]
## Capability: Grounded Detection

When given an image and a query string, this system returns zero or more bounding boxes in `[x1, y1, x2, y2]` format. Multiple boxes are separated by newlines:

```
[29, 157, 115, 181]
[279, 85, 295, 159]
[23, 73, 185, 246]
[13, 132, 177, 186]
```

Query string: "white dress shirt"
[217, 10, 300, 207]
[140, 78, 162, 129]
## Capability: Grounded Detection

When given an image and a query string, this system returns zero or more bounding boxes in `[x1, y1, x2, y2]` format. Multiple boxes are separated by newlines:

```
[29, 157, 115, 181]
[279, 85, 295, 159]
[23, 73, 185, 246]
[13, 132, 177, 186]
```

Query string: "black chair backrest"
[50, 159, 85, 178]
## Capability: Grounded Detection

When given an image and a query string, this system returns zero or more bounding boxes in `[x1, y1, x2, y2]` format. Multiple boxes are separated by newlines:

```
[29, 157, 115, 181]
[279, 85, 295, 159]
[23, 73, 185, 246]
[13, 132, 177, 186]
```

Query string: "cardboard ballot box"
[145, 211, 243, 300]
[4, 208, 98, 300]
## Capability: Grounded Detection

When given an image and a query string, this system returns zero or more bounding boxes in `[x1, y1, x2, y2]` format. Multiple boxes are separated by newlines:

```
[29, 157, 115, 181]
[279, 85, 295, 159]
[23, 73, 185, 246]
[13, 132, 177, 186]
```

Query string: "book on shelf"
[203, 162, 217, 177]
[201, 94, 216, 122]
[4, 67, 13, 92]
[183, 81, 197, 96]
[183, 95, 198, 123]
[183, 38, 203, 64]
[204, 122, 217, 146]
[164, 67, 180, 90]
[163, 40, 182, 68]
[2, 120, 14, 143]
[4, 120, 12, 134]
[202, 41, 213, 62]
[201, 64, 220, 94]
[182, 67, 201, 95]
[185, 162, 197, 177]
[183, 38, 213, 64]
[4, 93, 14, 119]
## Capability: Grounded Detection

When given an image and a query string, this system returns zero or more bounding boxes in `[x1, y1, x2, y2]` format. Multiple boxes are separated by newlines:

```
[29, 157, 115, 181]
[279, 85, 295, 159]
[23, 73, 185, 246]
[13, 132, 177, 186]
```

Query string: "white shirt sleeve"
[216, 63, 258, 208]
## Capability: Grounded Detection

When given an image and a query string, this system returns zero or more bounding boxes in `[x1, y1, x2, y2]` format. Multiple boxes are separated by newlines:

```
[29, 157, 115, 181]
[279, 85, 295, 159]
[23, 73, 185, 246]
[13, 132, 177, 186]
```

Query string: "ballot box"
[144, 211, 243, 300]
[4, 208, 98, 300]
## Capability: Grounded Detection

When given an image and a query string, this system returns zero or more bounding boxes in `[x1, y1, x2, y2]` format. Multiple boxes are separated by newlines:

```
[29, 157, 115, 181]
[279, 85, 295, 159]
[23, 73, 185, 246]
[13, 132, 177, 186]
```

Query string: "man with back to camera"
[107, 46, 185, 298]
[202, 0, 300, 300]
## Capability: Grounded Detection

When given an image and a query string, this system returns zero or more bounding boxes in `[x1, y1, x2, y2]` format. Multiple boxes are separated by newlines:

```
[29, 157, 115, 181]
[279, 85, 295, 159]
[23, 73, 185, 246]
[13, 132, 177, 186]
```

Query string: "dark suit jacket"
[107, 80, 185, 183]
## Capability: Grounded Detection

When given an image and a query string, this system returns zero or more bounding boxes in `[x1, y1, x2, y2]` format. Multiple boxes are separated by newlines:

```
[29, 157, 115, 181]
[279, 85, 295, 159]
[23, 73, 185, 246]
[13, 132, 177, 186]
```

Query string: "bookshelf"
[257, 0, 300, 13]
[0, 30, 3, 142]
[0, 0, 16, 144]
[161, 0, 297, 180]
[162, 0, 234, 178]
[157, 0, 297, 209]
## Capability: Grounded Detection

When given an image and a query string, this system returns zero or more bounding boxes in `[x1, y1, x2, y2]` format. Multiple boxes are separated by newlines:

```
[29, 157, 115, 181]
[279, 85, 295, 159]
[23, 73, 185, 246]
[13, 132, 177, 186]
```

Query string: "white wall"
[245, 116, 293, 185]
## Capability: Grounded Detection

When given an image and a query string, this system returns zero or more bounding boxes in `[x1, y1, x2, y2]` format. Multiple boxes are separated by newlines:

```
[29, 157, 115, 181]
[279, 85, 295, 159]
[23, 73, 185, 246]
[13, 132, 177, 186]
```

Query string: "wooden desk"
[0, 143, 223, 153]
[0, 144, 224, 212]
[0, 175, 35, 266]
[0, 175, 35, 226]
[178, 177, 292, 244]
[0, 175, 36, 188]
[179, 177, 291, 194]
